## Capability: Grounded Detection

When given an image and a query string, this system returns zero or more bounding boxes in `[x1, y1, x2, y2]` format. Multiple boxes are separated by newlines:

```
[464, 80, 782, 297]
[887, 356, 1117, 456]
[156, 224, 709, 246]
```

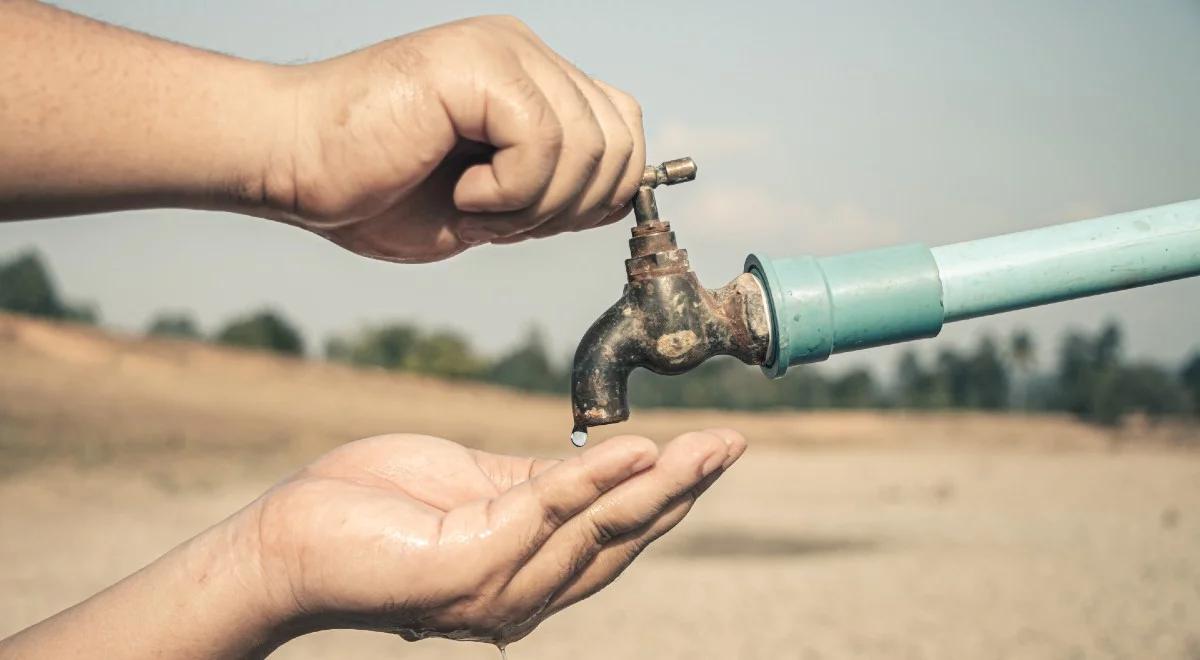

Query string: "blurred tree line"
[4, 249, 1199, 425]
[0, 251, 99, 323]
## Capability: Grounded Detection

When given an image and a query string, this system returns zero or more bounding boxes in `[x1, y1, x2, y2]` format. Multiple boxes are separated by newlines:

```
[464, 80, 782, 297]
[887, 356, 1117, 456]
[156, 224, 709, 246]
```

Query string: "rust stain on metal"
[569, 158, 771, 435]
[656, 330, 698, 358]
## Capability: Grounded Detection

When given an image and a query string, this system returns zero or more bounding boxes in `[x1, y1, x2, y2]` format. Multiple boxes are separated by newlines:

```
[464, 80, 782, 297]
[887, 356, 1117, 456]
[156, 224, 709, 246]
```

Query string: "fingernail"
[457, 225, 501, 244]
[700, 451, 726, 477]
[710, 432, 740, 469]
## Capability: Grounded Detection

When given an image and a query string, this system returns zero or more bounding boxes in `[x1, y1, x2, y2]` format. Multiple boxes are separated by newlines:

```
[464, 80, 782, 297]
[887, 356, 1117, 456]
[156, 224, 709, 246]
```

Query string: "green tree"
[324, 335, 352, 362]
[1095, 322, 1122, 371]
[325, 323, 483, 378]
[328, 323, 421, 369]
[896, 349, 940, 408]
[776, 366, 832, 409]
[829, 368, 878, 408]
[967, 336, 1009, 410]
[0, 251, 65, 318]
[1056, 331, 1092, 416]
[214, 309, 305, 356]
[935, 348, 971, 408]
[146, 311, 202, 339]
[1008, 329, 1036, 410]
[0, 251, 99, 323]
[1094, 363, 1190, 422]
[487, 326, 564, 393]
[407, 329, 485, 378]
[1182, 353, 1200, 416]
[1052, 321, 1190, 425]
[631, 358, 836, 411]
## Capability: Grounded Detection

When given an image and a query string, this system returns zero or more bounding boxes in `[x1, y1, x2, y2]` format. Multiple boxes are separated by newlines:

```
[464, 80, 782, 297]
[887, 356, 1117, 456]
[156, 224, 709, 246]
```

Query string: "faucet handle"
[641, 157, 698, 188]
[634, 157, 697, 225]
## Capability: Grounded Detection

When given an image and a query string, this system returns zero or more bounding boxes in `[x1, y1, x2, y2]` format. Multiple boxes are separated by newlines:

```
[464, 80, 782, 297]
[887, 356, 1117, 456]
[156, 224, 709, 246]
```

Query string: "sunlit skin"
[0, 431, 746, 658]
[253, 432, 745, 644]
[283, 18, 647, 262]
[0, 2, 746, 658]
[0, 8, 645, 263]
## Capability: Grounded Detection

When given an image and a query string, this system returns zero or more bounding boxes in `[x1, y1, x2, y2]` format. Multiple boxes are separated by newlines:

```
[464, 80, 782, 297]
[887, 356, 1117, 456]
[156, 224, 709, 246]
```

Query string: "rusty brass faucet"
[565, 156, 1200, 447]
[569, 158, 772, 446]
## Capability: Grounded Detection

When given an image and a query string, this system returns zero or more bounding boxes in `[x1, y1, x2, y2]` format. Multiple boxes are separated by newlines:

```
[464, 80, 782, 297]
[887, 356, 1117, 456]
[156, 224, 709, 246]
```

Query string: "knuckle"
[489, 14, 532, 33]
[585, 512, 619, 547]
[496, 182, 540, 210]
[544, 552, 579, 587]
[575, 124, 605, 170]
[613, 128, 635, 164]
[615, 169, 640, 203]
[530, 477, 569, 529]
[674, 430, 727, 464]
[505, 74, 543, 105]
[540, 116, 566, 152]
[503, 77, 562, 151]
[461, 596, 505, 632]
[613, 90, 643, 123]
[608, 435, 656, 462]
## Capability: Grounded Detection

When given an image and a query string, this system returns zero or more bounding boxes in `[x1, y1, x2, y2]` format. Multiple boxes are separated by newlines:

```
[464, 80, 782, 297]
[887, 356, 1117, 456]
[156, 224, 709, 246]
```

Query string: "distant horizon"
[4, 245, 1195, 391]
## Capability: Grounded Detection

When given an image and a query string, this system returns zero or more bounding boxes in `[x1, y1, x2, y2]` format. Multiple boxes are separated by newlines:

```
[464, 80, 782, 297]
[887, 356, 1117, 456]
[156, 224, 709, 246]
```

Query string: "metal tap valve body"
[569, 157, 1200, 444]
[569, 158, 772, 439]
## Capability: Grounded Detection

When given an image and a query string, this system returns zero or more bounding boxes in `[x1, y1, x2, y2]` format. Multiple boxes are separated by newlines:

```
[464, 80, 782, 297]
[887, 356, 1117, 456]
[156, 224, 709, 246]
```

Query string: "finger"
[701, 427, 749, 470]
[587, 80, 645, 227]
[455, 59, 605, 242]
[486, 435, 658, 551]
[451, 63, 564, 216]
[581, 199, 633, 233]
[522, 76, 634, 238]
[545, 494, 694, 614]
[503, 430, 732, 602]
[542, 433, 745, 612]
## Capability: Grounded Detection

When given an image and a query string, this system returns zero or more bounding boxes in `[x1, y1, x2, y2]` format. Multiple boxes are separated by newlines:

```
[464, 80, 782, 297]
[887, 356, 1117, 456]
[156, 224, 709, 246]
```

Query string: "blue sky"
[3, 0, 1198, 371]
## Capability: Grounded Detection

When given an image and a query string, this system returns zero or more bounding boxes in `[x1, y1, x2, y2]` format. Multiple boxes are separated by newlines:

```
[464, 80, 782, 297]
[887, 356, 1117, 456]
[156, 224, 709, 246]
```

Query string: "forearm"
[0, 507, 296, 660]
[0, 0, 296, 221]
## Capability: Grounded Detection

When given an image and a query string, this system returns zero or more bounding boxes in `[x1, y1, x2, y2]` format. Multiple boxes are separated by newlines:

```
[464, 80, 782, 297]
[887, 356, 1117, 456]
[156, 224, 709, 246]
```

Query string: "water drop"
[570, 429, 588, 447]
[497, 643, 508, 660]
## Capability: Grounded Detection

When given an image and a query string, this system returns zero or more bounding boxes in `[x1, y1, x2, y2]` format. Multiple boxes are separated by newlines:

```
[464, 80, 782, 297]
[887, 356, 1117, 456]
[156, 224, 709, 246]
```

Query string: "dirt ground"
[2, 313, 1199, 659]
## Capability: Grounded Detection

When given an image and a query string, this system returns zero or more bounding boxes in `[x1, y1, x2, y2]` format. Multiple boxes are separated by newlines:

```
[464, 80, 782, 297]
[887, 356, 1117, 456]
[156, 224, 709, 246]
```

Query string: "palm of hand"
[253, 431, 742, 645]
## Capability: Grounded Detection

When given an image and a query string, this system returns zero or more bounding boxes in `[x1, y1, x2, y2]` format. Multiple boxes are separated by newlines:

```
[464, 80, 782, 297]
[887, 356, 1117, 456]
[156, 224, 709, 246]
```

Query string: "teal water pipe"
[745, 198, 1200, 378]
[568, 157, 1200, 440]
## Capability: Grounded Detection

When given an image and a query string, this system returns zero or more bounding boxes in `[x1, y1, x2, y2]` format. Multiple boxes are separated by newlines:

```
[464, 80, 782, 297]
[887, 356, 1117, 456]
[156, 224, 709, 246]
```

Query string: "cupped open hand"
[245, 429, 745, 645]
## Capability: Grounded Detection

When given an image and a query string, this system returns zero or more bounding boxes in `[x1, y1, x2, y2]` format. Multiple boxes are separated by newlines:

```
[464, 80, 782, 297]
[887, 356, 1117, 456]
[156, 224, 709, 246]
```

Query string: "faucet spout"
[569, 297, 640, 432]
[570, 270, 771, 433]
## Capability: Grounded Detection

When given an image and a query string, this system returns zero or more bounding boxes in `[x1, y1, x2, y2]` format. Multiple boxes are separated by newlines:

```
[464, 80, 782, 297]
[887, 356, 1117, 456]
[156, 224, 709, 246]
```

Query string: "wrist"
[199, 60, 306, 221]
[0, 498, 311, 660]
[177, 503, 313, 656]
